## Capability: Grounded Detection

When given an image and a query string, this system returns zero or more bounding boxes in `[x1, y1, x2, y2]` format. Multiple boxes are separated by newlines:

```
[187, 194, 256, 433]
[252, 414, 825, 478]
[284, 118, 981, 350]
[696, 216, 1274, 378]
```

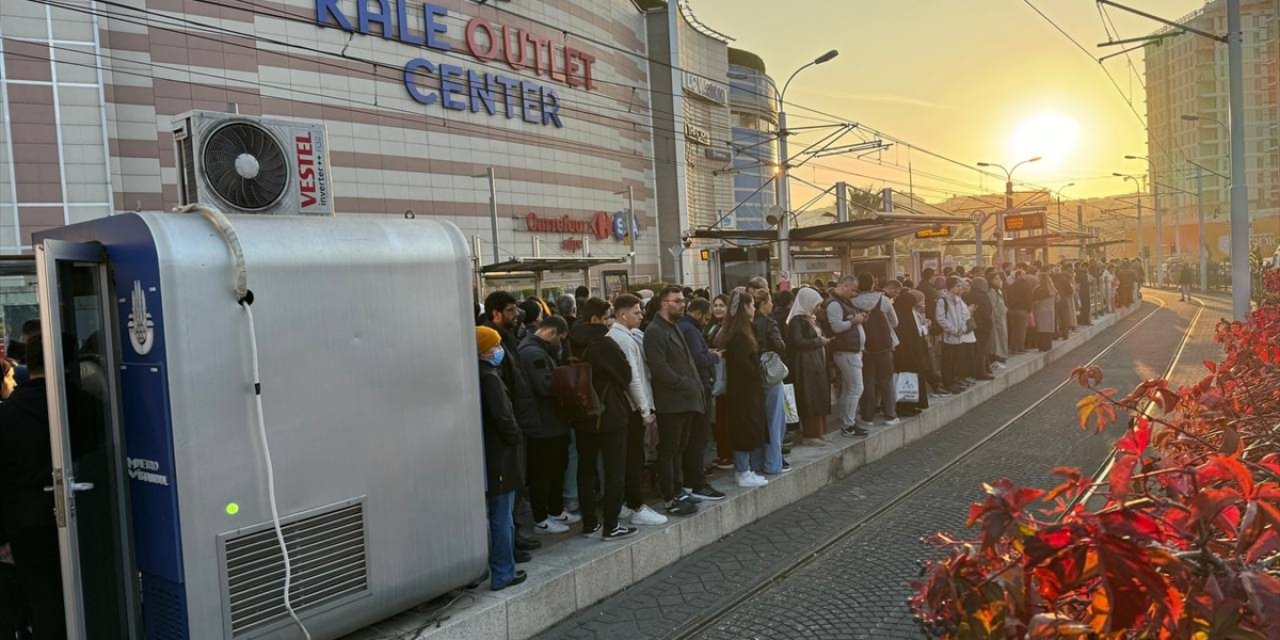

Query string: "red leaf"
[1203, 359, 1217, 373]
[1109, 455, 1140, 502]
[1219, 426, 1242, 456]
[1200, 454, 1255, 497]
[1115, 420, 1151, 455]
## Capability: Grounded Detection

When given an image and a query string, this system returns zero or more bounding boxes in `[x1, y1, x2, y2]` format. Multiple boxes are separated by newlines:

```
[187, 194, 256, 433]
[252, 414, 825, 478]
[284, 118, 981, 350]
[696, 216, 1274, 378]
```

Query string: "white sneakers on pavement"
[534, 518, 570, 534]
[736, 471, 768, 488]
[629, 504, 668, 526]
[549, 511, 582, 525]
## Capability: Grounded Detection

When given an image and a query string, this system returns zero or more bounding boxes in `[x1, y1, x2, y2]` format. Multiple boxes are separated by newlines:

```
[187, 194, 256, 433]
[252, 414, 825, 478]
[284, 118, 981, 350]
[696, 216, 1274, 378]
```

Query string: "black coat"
[724, 330, 767, 452]
[918, 281, 942, 336]
[963, 288, 994, 333]
[567, 322, 633, 432]
[752, 314, 786, 355]
[892, 297, 929, 374]
[643, 316, 704, 415]
[482, 319, 540, 434]
[786, 316, 830, 418]
[1005, 278, 1034, 312]
[516, 333, 569, 438]
[479, 361, 525, 496]
[677, 315, 718, 389]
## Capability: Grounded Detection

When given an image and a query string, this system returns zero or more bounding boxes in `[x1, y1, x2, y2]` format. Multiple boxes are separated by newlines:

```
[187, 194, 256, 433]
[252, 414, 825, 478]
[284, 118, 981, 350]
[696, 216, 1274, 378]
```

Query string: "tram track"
[669, 295, 1201, 640]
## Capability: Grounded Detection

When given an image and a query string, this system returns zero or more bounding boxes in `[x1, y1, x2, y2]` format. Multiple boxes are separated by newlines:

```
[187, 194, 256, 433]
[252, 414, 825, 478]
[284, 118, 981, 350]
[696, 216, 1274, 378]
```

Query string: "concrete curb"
[346, 303, 1140, 640]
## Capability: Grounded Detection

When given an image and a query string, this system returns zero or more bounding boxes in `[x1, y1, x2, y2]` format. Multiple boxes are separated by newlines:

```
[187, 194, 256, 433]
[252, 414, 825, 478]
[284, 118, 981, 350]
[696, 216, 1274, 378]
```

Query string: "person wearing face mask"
[476, 326, 528, 591]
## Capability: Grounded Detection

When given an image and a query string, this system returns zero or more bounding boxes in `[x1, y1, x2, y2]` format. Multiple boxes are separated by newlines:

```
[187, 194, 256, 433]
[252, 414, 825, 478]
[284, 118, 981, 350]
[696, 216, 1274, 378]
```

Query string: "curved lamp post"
[976, 156, 1040, 264]
[776, 49, 838, 281]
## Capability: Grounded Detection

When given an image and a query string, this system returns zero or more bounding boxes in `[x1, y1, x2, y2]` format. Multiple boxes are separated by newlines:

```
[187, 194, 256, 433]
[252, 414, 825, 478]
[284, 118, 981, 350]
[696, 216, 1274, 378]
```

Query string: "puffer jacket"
[517, 333, 570, 437]
[935, 292, 976, 345]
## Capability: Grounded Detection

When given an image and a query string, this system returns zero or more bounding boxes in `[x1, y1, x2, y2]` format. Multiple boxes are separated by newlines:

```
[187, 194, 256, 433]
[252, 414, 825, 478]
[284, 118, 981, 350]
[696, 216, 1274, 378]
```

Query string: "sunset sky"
[693, 0, 1206, 204]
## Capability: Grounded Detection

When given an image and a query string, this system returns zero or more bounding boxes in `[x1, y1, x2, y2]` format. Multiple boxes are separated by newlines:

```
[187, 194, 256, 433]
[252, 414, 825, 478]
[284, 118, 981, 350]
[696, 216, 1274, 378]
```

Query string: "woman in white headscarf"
[785, 287, 831, 446]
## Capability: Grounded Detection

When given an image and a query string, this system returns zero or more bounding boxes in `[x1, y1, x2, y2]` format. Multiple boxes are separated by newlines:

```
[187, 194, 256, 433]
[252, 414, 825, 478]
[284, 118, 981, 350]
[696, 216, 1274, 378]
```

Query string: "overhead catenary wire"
[18, 0, 1148, 222]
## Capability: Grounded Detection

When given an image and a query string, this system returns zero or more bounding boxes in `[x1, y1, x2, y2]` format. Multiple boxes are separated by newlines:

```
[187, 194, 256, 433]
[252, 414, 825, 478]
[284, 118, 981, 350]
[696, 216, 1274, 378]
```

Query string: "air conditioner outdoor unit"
[173, 111, 332, 215]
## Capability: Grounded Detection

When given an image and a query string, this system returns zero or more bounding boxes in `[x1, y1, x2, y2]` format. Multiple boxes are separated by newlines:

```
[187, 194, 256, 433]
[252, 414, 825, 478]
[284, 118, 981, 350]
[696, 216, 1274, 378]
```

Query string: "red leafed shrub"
[910, 270, 1280, 639]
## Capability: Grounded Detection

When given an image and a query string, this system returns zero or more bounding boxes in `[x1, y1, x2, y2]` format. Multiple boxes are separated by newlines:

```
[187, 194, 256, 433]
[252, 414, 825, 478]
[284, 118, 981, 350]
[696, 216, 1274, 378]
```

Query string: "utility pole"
[776, 49, 840, 284]
[1004, 179, 1013, 265]
[1227, 0, 1249, 319]
[1077, 204, 1085, 259]
[1195, 164, 1207, 291]
[626, 185, 636, 276]
[484, 167, 499, 265]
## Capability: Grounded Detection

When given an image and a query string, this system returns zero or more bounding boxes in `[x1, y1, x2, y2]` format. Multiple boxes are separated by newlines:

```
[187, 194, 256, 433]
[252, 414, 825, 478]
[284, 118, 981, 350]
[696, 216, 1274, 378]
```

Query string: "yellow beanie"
[476, 326, 502, 354]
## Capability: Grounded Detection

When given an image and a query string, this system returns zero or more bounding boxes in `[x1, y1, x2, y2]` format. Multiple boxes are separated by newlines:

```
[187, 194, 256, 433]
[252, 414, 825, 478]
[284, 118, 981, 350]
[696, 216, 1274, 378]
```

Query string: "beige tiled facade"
[1, 0, 662, 292]
[1143, 0, 1279, 258]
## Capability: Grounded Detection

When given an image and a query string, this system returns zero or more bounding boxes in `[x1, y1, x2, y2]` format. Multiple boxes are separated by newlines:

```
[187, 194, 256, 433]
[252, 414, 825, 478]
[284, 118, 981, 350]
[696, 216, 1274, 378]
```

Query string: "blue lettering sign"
[357, 0, 392, 38]
[468, 70, 496, 115]
[315, 0, 354, 30]
[423, 3, 450, 51]
[404, 58, 437, 105]
[396, 0, 424, 45]
[439, 64, 466, 110]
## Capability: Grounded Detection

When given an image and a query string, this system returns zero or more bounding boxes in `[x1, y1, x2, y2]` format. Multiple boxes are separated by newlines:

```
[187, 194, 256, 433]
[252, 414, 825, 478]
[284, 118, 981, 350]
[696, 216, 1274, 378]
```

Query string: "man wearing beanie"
[476, 326, 528, 591]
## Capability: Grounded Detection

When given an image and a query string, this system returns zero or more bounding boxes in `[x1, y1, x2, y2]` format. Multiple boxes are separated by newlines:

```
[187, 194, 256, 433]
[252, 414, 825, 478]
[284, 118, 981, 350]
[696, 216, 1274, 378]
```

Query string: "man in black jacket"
[676, 298, 725, 502]
[643, 287, 705, 516]
[517, 316, 581, 535]
[1005, 271, 1034, 354]
[482, 290, 542, 551]
[567, 299, 638, 540]
[477, 327, 528, 591]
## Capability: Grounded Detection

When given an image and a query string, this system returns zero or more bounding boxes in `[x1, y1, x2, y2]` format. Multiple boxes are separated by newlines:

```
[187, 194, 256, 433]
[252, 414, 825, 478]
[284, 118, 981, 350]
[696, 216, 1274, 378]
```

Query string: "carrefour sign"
[316, 0, 601, 128]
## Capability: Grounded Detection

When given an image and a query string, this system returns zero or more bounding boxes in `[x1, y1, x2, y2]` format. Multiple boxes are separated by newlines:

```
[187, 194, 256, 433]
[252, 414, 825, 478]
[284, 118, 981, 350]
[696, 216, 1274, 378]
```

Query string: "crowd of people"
[470, 257, 1145, 590]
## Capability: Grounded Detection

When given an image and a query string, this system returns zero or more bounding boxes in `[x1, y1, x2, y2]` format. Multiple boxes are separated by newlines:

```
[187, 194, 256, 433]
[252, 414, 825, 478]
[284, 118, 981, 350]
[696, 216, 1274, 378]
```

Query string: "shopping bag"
[895, 372, 920, 403]
[782, 383, 800, 424]
[711, 358, 728, 397]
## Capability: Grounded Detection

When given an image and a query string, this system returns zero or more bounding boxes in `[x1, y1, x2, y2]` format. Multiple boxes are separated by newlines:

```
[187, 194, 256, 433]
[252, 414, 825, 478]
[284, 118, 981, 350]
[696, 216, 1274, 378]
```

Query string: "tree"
[911, 268, 1280, 639]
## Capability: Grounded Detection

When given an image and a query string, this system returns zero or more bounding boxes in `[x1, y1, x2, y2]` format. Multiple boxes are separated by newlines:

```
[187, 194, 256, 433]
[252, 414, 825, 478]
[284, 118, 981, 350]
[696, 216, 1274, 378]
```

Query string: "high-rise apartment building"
[1143, 0, 1279, 260]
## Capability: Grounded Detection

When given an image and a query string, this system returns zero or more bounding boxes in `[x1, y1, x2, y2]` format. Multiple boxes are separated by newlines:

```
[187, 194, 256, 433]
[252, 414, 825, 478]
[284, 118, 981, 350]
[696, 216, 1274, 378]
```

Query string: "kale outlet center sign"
[316, 0, 602, 128]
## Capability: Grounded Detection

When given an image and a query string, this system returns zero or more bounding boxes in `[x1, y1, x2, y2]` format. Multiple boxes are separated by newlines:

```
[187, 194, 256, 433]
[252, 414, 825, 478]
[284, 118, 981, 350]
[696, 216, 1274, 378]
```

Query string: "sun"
[1008, 112, 1080, 169]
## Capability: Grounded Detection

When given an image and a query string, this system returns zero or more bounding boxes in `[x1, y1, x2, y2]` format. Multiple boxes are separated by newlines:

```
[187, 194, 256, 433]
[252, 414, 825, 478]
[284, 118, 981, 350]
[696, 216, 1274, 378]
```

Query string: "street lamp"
[1052, 183, 1076, 263]
[976, 156, 1040, 265]
[1124, 155, 1164, 284]
[776, 49, 839, 282]
[1114, 172, 1145, 265]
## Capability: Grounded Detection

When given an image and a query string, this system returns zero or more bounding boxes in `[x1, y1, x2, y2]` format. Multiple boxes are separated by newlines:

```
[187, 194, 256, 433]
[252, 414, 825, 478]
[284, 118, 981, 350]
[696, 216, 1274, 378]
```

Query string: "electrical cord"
[242, 302, 311, 640]
[177, 204, 311, 639]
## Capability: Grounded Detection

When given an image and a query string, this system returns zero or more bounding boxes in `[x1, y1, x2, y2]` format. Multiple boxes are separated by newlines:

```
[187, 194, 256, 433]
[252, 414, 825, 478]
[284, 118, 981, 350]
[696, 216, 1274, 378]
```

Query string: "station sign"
[1004, 212, 1045, 232]
[522, 211, 640, 242]
[914, 226, 952, 239]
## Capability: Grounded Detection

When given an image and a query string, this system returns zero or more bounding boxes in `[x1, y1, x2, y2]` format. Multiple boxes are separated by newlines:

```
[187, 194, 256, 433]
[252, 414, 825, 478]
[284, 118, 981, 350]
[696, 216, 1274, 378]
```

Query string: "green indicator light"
[225, 502, 240, 516]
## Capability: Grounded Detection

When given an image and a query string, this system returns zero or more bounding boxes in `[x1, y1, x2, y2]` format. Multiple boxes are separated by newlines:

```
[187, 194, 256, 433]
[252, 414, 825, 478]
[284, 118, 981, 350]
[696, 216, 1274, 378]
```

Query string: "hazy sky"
[692, 0, 1206, 203]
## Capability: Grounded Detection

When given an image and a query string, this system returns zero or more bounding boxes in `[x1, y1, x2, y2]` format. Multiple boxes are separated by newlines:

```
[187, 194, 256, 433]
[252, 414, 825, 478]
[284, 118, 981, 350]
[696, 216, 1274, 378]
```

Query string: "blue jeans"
[762, 382, 787, 473]
[486, 490, 517, 589]
[733, 449, 763, 474]
[562, 430, 578, 504]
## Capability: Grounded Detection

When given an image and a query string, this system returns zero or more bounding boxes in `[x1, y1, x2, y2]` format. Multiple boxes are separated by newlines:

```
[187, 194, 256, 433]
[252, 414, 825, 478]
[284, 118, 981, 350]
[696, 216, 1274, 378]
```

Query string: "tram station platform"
[343, 301, 1141, 640]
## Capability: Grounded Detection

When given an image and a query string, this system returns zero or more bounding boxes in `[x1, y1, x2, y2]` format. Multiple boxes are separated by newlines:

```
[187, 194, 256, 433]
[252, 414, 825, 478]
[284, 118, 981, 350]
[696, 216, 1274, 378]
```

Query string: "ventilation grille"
[223, 502, 368, 636]
[175, 131, 197, 207]
[141, 573, 189, 640]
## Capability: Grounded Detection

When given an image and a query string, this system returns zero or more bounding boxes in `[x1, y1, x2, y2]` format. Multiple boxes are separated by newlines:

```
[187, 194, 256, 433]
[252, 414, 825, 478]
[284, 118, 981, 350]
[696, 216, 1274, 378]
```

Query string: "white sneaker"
[534, 518, 570, 534]
[550, 511, 582, 525]
[992, 362, 1007, 370]
[736, 471, 768, 488]
[629, 504, 668, 526]
[617, 506, 634, 521]
[882, 417, 901, 426]
[750, 471, 770, 486]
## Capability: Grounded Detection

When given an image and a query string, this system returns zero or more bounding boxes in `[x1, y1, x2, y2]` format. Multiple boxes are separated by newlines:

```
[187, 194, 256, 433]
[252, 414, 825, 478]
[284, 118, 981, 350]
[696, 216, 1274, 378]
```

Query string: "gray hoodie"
[851, 292, 900, 349]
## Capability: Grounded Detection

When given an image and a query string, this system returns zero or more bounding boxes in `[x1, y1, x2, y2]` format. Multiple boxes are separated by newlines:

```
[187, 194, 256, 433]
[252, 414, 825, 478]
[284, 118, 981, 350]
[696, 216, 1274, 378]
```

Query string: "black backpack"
[861, 295, 894, 353]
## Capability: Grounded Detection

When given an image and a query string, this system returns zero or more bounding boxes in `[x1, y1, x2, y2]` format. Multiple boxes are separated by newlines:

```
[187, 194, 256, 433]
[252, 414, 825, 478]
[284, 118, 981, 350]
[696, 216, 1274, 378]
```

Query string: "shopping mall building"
[0, 0, 774, 298]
